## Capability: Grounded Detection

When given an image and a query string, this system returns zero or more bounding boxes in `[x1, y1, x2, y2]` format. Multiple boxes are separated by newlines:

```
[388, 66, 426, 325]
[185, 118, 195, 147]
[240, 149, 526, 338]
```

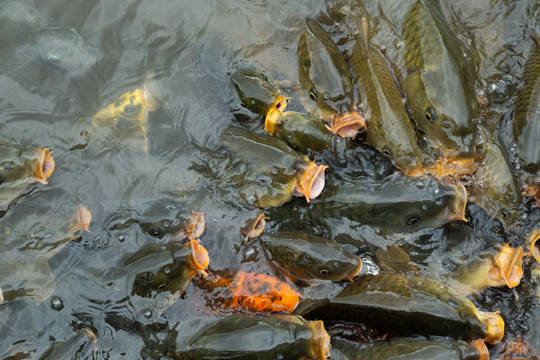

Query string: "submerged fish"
[298, 18, 365, 137]
[298, 273, 504, 344]
[350, 17, 423, 172]
[379, 0, 480, 158]
[514, 30, 540, 206]
[0, 0, 96, 73]
[258, 230, 362, 284]
[331, 337, 489, 360]
[220, 127, 328, 208]
[138, 200, 205, 240]
[0, 142, 54, 206]
[38, 329, 97, 360]
[167, 314, 331, 360]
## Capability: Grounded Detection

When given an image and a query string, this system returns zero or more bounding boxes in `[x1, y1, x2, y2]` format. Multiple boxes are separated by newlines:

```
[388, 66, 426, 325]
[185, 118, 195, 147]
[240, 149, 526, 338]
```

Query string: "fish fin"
[359, 17, 370, 58]
[532, 29, 540, 48]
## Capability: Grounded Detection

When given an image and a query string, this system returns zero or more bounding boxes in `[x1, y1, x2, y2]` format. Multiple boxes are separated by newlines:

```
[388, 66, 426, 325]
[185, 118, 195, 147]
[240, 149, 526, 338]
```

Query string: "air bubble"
[51, 297, 64, 311]
[144, 310, 152, 318]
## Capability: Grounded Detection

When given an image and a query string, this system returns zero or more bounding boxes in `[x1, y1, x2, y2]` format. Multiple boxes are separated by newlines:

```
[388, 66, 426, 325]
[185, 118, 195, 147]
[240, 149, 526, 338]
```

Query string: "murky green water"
[0, 0, 539, 358]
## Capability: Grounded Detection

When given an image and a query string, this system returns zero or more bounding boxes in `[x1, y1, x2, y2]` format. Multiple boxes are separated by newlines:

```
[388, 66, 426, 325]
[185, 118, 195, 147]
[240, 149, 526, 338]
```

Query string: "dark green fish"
[220, 127, 328, 207]
[298, 273, 504, 344]
[331, 337, 488, 360]
[0, 142, 54, 206]
[258, 230, 362, 284]
[167, 314, 331, 360]
[0, 0, 96, 73]
[298, 18, 365, 137]
[230, 69, 289, 123]
[514, 30, 540, 186]
[468, 127, 522, 231]
[138, 200, 205, 240]
[39, 329, 97, 360]
[120, 239, 209, 298]
[272, 172, 467, 234]
[380, 0, 480, 158]
[350, 17, 422, 172]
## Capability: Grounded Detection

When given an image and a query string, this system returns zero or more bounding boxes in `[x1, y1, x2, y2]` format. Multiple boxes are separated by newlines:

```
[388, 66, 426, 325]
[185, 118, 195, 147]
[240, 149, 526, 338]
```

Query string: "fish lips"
[294, 162, 328, 203]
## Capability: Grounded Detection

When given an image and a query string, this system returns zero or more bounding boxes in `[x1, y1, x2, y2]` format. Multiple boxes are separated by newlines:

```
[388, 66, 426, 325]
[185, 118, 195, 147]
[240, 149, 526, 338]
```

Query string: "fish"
[298, 18, 366, 137]
[331, 337, 489, 360]
[240, 210, 266, 242]
[297, 273, 504, 344]
[38, 329, 97, 360]
[350, 17, 423, 172]
[167, 314, 331, 360]
[91, 88, 159, 152]
[220, 127, 328, 208]
[120, 238, 209, 298]
[230, 69, 289, 127]
[378, 0, 480, 158]
[468, 127, 522, 231]
[0, 0, 96, 73]
[514, 30, 540, 206]
[0, 204, 91, 304]
[138, 200, 205, 240]
[258, 230, 362, 284]
[271, 172, 467, 235]
[0, 142, 54, 207]
[529, 228, 540, 263]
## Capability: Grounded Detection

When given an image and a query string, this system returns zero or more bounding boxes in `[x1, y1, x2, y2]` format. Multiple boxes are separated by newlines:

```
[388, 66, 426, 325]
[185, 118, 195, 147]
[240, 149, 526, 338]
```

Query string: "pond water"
[0, 0, 539, 358]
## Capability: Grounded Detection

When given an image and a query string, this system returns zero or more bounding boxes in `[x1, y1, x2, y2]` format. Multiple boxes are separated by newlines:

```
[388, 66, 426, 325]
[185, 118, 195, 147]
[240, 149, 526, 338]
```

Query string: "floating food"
[331, 337, 489, 360]
[0, 0, 96, 73]
[38, 329, 97, 360]
[230, 69, 289, 126]
[120, 239, 209, 298]
[167, 314, 331, 359]
[514, 30, 540, 207]
[350, 17, 422, 172]
[0, 142, 54, 206]
[379, 0, 480, 158]
[298, 273, 504, 344]
[258, 230, 362, 284]
[298, 18, 365, 137]
[220, 127, 327, 207]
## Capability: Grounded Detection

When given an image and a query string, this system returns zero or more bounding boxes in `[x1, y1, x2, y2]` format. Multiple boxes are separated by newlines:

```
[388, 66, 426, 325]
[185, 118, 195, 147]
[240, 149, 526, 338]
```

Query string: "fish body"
[0, 142, 54, 206]
[167, 314, 330, 360]
[514, 31, 540, 194]
[0, 0, 96, 73]
[331, 337, 488, 360]
[120, 239, 209, 298]
[220, 127, 327, 207]
[259, 230, 362, 283]
[350, 17, 422, 172]
[298, 18, 365, 137]
[298, 273, 504, 344]
[284, 172, 467, 234]
[380, 0, 479, 158]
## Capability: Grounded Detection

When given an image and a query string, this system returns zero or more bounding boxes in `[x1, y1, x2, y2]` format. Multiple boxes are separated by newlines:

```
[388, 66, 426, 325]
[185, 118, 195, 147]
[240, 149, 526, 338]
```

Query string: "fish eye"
[148, 227, 163, 237]
[406, 215, 419, 225]
[319, 269, 330, 275]
[260, 73, 269, 81]
[501, 209, 509, 218]
[425, 107, 437, 123]
[309, 88, 318, 101]
[382, 146, 394, 157]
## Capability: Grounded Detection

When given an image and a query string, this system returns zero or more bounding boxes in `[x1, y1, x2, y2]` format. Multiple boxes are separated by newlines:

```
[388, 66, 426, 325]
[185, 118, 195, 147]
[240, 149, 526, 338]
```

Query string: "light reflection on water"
[0, 0, 539, 358]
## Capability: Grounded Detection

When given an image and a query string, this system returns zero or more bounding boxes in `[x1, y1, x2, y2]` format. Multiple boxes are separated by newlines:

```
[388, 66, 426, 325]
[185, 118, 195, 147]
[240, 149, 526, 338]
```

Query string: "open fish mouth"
[326, 110, 366, 138]
[34, 148, 55, 184]
[265, 95, 290, 133]
[446, 184, 468, 222]
[243, 211, 266, 243]
[344, 258, 363, 282]
[183, 211, 206, 240]
[488, 244, 523, 288]
[294, 162, 328, 203]
[309, 320, 331, 360]
[478, 311, 505, 345]
[528, 229, 540, 263]
[472, 340, 489, 360]
[73, 205, 92, 233]
[187, 239, 210, 275]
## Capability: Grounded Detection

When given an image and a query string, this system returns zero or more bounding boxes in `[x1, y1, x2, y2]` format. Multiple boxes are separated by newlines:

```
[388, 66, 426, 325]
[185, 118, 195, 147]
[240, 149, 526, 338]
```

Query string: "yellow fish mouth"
[181, 211, 206, 240]
[478, 311, 505, 345]
[73, 205, 92, 233]
[445, 184, 468, 222]
[243, 211, 267, 243]
[295, 162, 328, 203]
[472, 340, 489, 360]
[326, 111, 366, 138]
[344, 258, 363, 282]
[528, 228, 540, 263]
[308, 320, 331, 360]
[187, 239, 210, 275]
[34, 148, 55, 184]
[265, 95, 289, 133]
[403, 157, 478, 180]
[488, 244, 523, 288]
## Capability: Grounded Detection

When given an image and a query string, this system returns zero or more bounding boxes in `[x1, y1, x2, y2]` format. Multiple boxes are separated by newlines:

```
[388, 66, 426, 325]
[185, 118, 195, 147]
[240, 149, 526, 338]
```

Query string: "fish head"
[298, 19, 355, 128]
[230, 70, 286, 117]
[34, 148, 55, 184]
[293, 161, 328, 203]
[35, 25, 96, 74]
[402, 69, 479, 158]
[373, 130, 423, 172]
